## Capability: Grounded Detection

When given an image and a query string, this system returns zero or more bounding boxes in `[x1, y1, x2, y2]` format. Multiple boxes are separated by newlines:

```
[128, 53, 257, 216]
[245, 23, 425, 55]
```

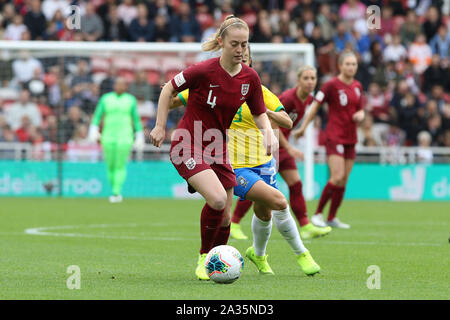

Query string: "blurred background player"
[149, 16, 277, 280]
[294, 50, 365, 229]
[231, 65, 333, 240]
[88, 77, 144, 203]
[173, 47, 321, 276]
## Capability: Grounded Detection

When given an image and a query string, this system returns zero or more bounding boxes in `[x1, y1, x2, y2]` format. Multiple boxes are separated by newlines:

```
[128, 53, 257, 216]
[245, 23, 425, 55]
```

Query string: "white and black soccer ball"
[204, 245, 244, 284]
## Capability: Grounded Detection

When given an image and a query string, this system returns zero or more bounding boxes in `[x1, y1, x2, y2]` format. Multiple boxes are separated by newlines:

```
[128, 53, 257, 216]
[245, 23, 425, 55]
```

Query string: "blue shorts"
[233, 158, 278, 200]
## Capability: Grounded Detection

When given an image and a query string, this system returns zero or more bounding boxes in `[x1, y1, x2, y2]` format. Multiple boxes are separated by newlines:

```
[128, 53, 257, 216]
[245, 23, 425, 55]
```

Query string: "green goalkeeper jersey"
[91, 92, 143, 140]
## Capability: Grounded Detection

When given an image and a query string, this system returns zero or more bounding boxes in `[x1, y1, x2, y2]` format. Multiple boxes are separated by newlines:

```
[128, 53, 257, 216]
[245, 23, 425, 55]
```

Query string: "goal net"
[0, 41, 315, 198]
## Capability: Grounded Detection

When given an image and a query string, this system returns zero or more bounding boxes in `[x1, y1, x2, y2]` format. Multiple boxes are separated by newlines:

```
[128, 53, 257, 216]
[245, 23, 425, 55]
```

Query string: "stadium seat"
[91, 56, 111, 73]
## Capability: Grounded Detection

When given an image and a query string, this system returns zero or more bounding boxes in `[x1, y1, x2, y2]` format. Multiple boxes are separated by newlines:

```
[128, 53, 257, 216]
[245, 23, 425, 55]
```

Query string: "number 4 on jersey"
[207, 89, 217, 109]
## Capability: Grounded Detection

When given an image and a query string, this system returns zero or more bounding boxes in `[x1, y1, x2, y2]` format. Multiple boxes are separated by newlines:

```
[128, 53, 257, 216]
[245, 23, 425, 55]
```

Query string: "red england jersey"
[278, 87, 314, 139]
[314, 77, 363, 144]
[171, 57, 266, 155]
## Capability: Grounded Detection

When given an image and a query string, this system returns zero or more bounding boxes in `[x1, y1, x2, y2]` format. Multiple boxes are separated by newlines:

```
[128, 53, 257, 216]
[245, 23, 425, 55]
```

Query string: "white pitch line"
[22, 224, 446, 247]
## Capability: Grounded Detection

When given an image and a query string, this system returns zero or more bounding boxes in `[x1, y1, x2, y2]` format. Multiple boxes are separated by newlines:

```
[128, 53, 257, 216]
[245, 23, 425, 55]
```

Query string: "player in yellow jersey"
[170, 46, 321, 277]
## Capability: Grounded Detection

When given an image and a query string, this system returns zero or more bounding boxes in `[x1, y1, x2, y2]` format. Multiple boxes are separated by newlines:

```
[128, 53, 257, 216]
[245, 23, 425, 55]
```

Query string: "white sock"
[251, 214, 272, 256]
[272, 206, 307, 255]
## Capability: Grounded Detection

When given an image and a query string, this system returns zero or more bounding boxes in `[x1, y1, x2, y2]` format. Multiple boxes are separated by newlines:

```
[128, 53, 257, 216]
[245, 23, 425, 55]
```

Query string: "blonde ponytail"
[201, 15, 249, 52]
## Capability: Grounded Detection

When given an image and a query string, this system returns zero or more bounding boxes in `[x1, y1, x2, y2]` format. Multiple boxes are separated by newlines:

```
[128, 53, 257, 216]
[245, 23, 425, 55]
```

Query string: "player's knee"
[271, 193, 288, 211]
[209, 195, 227, 211]
[331, 173, 346, 186]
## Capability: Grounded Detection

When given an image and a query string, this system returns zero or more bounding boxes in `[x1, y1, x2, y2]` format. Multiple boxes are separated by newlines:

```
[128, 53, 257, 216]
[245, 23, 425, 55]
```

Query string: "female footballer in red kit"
[294, 50, 365, 229]
[150, 15, 278, 280]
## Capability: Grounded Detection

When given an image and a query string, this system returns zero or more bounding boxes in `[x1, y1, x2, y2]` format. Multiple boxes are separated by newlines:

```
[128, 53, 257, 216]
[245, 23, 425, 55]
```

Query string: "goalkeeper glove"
[88, 125, 101, 142]
[134, 131, 145, 151]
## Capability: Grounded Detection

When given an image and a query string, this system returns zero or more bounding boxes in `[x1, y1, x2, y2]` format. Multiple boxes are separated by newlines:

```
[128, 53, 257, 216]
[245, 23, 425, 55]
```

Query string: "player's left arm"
[352, 83, 365, 123]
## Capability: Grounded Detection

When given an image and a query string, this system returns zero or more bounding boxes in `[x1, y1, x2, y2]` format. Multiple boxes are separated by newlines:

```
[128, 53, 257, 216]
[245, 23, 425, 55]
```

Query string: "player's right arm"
[292, 82, 329, 139]
[150, 81, 176, 147]
[292, 99, 321, 139]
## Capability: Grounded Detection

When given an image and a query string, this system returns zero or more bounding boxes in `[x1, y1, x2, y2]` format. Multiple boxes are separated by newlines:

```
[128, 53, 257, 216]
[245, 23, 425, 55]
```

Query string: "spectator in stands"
[80, 2, 104, 41]
[427, 114, 443, 145]
[357, 113, 382, 147]
[4, 14, 27, 40]
[42, 114, 58, 143]
[300, 8, 316, 38]
[400, 10, 423, 47]
[42, 0, 69, 21]
[383, 121, 406, 146]
[147, 0, 173, 20]
[15, 115, 33, 142]
[99, 66, 118, 96]
[379, 5, 395, 37]
[154, 13, 171, 42]
[61, 105, 88, 143]
[5, 89, 42, 131]
[316, 3, 334, 41]
[0, 124, 17, 143]
[25, 66, 46, 98]
[71, 59, 95, 113]
[422, 5, 442, 42]
[429, 24, 450, 59]
[66, 123, 100, 162]
[383, 34, 407, 62]
[97, 0, 118, 25]
[1, 3, 16, 29]
[333, 22, 356, 53]
[442, 103, 450, 131]
[129, 70, 154, 102]
[425, 99, 439, 118]
[423, 54, 447, 93]
[170, 2, 201, 42]
[117, 0, 138, 27]
[103, 5, 129, 41]
[252, 10, 272, 43]
[339, 0, 366, 25]
[24, 0, 47, 40]
[128, 3, 155, 42]
[399, 92, 422, 144]
[366, 82, 390, 123]
[12, 51, 43, 88]
[71, 59, 93, 89]
[429, 84, 450, 111]
[408, 33, 433, 74]
[416, 130, 433, 163]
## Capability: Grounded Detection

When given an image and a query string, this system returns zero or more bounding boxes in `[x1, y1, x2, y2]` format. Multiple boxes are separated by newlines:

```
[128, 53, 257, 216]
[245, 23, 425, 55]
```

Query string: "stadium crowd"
[0, 0, 449, 161]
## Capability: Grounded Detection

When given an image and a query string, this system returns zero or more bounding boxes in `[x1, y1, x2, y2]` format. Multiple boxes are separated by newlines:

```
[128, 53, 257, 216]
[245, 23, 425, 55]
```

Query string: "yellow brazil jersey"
[177, 85, 284, 169]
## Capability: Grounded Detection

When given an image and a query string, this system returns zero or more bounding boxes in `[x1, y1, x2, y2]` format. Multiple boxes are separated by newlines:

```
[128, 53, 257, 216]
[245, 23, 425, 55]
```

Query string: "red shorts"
[276, 147, 298, 171]
[325, 139, 356, 160]
[170, 141, 237, 189]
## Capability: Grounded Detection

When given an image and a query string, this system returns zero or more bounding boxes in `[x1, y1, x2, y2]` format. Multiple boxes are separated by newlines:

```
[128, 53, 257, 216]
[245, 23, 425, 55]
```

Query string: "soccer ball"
[204, 245, 244, 284]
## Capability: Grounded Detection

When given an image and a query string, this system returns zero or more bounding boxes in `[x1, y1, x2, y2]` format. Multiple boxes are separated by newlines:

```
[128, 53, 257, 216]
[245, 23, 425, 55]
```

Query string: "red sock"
[212, 225, 230, 247]
[328, 186, 346, 221]
[288, 181, 309, 226]
[315, 182, 335, 215]
[231, 199, 252, 224]
[200, 204, 224, 254]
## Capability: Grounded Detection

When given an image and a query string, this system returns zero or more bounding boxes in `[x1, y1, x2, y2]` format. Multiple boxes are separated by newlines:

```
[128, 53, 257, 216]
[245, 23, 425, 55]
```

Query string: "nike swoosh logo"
[210, 84, 220, 87]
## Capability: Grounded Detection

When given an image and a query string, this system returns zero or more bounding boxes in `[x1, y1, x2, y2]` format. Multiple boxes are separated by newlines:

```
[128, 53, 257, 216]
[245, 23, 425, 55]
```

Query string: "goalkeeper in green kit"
[88, 77, 144, 203]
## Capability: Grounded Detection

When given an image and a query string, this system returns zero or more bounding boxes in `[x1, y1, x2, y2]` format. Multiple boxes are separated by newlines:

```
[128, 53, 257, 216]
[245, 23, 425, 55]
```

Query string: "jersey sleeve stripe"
[178, 93, 187, 106]
[274, 105, 285, 112]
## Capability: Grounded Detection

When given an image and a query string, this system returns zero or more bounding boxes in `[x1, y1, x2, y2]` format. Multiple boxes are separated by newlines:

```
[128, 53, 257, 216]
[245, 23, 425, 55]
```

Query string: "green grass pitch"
[0, 198, 448, 300]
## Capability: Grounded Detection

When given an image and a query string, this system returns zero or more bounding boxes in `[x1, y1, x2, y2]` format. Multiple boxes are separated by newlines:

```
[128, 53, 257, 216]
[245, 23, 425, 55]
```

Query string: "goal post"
[0, 40, 316, 199]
